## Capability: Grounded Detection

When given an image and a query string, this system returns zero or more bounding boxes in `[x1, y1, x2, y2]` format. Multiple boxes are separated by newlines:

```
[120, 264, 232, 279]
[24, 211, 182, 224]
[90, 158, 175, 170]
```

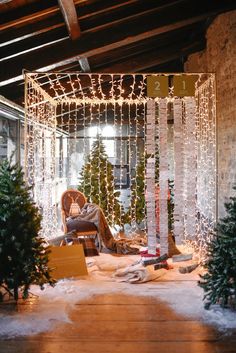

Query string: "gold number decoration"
[147, 76, 169, 97]
[173, 75, 198, 97]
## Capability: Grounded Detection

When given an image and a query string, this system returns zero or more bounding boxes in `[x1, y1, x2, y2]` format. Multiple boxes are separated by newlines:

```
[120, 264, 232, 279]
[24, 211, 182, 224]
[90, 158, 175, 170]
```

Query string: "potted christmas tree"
[199, 185, 236, 309]
[0, 158, 55, 301]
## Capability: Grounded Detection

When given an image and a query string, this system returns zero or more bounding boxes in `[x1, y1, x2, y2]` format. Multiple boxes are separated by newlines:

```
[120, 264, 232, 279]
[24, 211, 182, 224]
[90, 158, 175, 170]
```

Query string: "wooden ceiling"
[0, 0, 235, 106]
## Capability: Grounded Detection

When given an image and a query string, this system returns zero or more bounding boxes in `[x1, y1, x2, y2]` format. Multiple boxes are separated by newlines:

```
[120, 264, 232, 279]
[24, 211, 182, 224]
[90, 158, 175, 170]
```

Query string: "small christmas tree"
[168, 180, 174, 232]
[128, 152, 174, 232]
[199, 185, 236, 309]
[78, 137, 126, 226]
[0, 158, 55, 301]
[129, 153, 146, 226]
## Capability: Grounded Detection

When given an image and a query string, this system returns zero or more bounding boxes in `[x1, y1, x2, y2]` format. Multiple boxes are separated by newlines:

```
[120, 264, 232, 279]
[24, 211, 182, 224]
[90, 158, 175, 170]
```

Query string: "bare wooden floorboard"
[69, 303, 183, 321]
[40, 320, 219, 342]
[75, 293, 169, 305]
[0, 292, 236, 353]
[1, 340, 236, 353]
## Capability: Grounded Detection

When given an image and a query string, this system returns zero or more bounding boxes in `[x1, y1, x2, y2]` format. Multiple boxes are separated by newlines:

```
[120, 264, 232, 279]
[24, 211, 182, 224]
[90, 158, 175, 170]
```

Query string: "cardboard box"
[49, 244, 88, 279]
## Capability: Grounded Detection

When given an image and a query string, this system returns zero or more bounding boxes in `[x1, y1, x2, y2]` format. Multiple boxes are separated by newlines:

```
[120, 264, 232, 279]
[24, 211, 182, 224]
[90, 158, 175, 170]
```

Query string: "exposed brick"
[185, 10, 236, 218]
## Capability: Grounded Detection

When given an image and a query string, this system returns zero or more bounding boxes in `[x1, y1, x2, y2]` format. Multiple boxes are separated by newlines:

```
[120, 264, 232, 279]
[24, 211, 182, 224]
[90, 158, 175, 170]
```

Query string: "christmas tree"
[199, 185, 236, 309]
[78, 137, 126, 226]
[128, 153, 146, 226]
[168, 180, 174, 232]
[128, 152, 174, 232]
[0, 158, 55, 301]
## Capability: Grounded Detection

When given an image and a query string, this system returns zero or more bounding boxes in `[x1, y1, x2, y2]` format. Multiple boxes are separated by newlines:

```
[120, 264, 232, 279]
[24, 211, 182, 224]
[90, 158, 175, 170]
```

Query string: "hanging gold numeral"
[173, 75, 198, 97]
[147, 76, 169, 97]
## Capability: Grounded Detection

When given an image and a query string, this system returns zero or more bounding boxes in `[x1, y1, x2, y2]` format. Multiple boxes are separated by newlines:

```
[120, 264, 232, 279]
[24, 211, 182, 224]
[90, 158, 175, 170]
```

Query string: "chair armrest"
[61, 210, 68, 233]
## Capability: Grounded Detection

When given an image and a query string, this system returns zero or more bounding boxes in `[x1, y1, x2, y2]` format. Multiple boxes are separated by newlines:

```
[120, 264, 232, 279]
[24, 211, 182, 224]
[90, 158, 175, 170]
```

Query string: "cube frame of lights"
[24, 72, 216, 256]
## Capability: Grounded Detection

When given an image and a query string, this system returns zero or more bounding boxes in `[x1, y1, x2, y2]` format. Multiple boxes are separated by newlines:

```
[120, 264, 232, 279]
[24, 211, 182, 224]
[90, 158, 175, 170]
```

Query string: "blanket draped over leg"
[67, 203, 139, 254]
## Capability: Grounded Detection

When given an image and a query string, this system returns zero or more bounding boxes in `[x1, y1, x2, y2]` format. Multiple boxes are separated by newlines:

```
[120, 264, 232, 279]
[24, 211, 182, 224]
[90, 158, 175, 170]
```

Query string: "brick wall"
[185, 10, 236, 218]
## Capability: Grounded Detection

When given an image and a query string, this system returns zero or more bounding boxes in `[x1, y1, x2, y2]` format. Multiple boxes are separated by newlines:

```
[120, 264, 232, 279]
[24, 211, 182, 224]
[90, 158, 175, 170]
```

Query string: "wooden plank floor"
[1, 293, 236, 353]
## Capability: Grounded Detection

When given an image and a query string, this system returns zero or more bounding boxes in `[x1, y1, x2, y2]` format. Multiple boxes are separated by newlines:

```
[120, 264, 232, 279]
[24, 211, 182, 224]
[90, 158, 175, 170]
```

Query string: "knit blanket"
[69, 203, 139, 255]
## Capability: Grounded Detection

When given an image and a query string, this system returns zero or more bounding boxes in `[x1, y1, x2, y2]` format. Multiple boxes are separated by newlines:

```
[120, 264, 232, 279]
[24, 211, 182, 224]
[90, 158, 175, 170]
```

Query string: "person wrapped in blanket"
[66, 203, 140, 255]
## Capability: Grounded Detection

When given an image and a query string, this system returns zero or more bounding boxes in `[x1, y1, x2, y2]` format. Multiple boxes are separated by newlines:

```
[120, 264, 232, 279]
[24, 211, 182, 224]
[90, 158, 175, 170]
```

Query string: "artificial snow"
[0, 303, 71, 337]
[0, 253, 235, 337]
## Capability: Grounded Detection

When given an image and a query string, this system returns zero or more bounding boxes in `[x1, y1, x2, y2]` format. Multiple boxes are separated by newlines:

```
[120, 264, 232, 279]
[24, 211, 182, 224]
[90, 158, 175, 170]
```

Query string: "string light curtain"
[24, 72, 216, 257]
[195, 75, 217, 254]
[173, 98, 184, 243]
[25, 75, 58, 239]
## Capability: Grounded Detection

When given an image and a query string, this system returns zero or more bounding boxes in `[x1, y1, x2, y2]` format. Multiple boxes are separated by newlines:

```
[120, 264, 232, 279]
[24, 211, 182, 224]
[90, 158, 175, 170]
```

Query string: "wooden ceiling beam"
[57, 0, 81, 40]
[89, 21, 205, 69]
[0, 18, 65, 49]
[0, 36, 196, 104]
[0, 27, 68, 59]
[1, 0, 236, 87]
[0, 0, 102, 31]
[0, 0, 136, 35]
[143, 59, 184, 73]
[0, 0, 162, 64]
[0, 0, 175, 50]
[0, 4, 62, 32]
[96, 39, 205, 73]
[0, 0, 122, 25]
[2, 13, 197, 61]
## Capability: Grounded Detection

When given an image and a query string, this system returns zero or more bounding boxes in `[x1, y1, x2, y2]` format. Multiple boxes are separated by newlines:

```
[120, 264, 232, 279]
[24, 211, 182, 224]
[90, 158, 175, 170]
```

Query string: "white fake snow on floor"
[0, 253, 236, 337]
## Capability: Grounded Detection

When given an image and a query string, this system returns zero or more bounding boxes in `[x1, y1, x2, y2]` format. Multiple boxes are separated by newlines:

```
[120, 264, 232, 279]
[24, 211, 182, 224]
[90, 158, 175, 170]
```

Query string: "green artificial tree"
[129, 153, 146, 226]
[199, 185, 236, 309]
[78, 137, 126, 227]
[168, 180, 174, 232]
[128, 152, 174, 232]
[0, 158, 55, 301]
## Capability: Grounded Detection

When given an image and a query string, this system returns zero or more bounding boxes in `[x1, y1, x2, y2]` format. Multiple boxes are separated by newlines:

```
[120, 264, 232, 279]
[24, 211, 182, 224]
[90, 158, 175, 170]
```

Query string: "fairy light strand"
[158, 98, 169, 256]
[173, 98, 184, 243]
[24, 72, 216, 258]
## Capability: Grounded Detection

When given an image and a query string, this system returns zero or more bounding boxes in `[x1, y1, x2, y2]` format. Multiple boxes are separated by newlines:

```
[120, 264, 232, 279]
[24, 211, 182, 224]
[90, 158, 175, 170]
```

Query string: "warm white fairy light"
[146, 100, 157, 255]
[158, 98, 169, 256]
[75, 74, 84, 100]
[119, 91, 124, 226]
[72, 103, 78, 186]
[67, 74, 77, 99]
[143, 101, 148, 232]
[173, 98, 184, 243]
[98, 75, 108, 216]
[82, 101, 86, 194]
[25, 80, 58, 239]
[128, 74, 136, 100]
[104, 102, 112, 225]
[88, 102, 93, 202]
[47, 103, 58, 237]
[58, 104, 64, 178]
[184, 97, 197, 239]
[139, 102, 146, 229]
[108, 74, 116, 226]
[67, 102, 73, 186]
[66, 97, 147, 105]
[109, 74, 115, 100]
[127, 102, 132, 226]
[134, 102, 139, 227]
[112, 101, 118, 226]
[138, 74, 146, 99]
[25, 72, 216, 258]
[193, 75, 217, 256]
[98, 102, 102, 208]
[129, 103, 137, 229]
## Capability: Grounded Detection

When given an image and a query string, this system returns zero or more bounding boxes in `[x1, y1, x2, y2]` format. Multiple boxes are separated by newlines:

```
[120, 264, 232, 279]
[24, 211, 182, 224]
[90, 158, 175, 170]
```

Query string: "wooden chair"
[61, 189, 100, 250]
